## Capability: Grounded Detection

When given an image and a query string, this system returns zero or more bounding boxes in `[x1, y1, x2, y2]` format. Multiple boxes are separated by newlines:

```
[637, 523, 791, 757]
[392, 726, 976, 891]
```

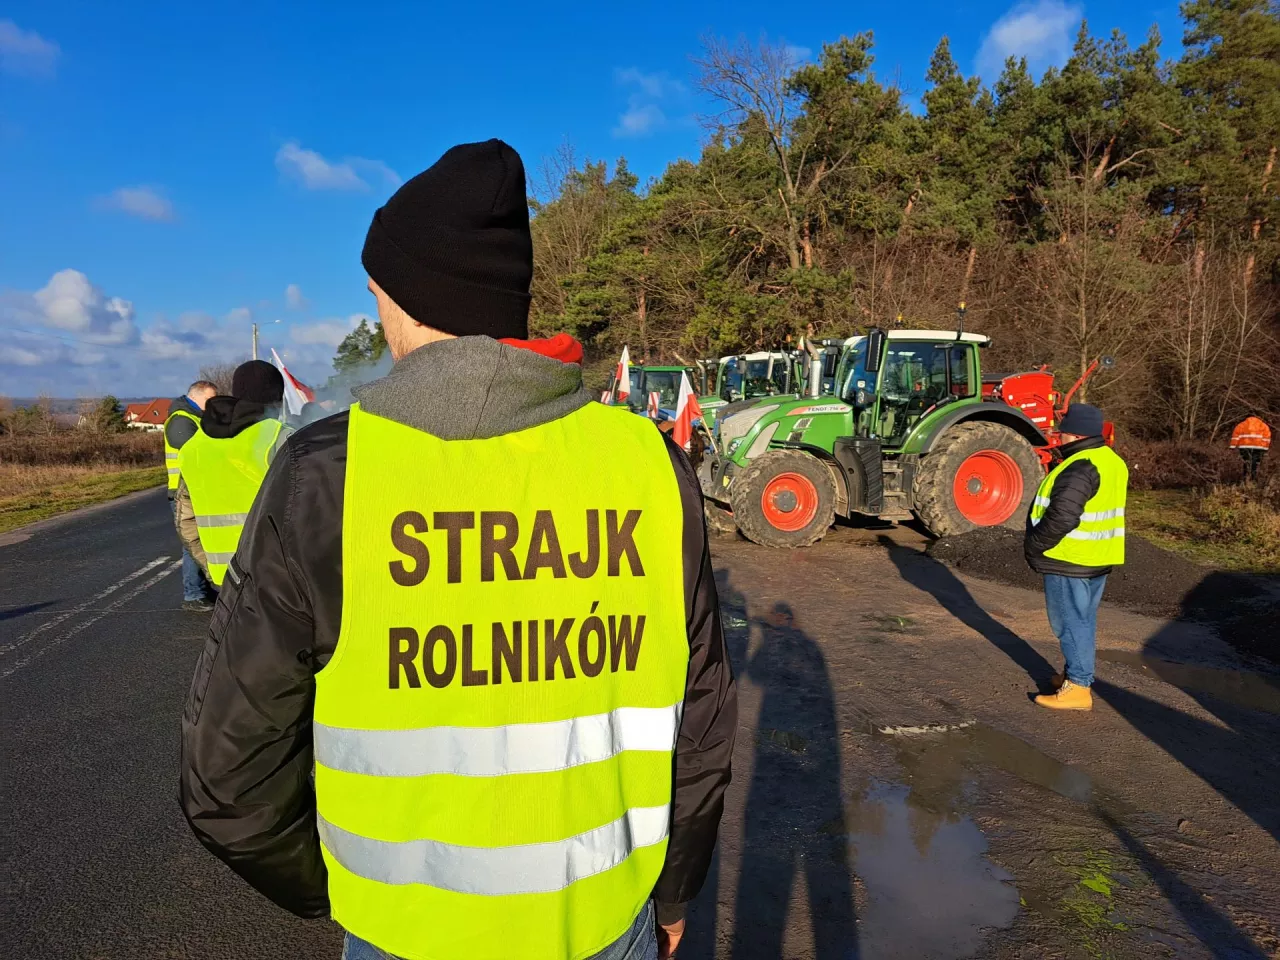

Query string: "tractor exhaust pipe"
[800, 337, 823, 397]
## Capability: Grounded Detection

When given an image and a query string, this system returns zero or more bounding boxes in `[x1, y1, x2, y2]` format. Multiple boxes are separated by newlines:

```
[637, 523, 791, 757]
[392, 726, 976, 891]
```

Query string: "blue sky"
[1, 0, 1183, 398]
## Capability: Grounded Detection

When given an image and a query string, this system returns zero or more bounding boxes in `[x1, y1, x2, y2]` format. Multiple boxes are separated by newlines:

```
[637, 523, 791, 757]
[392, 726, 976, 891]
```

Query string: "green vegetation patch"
[0, 466, 165, 533]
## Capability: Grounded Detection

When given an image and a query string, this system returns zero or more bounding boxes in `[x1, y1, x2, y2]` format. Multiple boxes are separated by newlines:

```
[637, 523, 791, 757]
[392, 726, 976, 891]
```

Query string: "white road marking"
[0, 556, 170, 658]
[0, 559, 181, 680]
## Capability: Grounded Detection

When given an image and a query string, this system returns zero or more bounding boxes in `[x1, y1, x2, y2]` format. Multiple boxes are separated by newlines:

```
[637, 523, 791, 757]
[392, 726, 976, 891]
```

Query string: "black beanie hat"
[1059, 403, 1104, 437]
[361, 139, 532, 340]
[231, 360, 285, 405]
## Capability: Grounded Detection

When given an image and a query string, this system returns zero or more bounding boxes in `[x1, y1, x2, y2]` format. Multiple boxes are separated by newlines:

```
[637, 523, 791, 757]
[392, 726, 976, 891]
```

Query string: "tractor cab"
[698, 351, 800, 427]
[607, 364, 695, 418]
[833, 330, 987, 448]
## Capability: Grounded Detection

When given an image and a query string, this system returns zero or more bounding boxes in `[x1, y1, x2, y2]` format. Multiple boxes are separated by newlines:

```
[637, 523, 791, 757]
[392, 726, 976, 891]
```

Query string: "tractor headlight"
[745, 422, 778, 459]
[727, 437, 743, 456]
[719, 404, 779, 448]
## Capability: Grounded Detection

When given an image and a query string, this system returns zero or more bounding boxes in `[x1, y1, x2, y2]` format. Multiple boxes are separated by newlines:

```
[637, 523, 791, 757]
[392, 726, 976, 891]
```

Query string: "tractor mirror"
[865, 328, 886, 375]
[821, 349, 839, 379]
[1101, 356, 1115, 369]
[735, 358, 747, 375]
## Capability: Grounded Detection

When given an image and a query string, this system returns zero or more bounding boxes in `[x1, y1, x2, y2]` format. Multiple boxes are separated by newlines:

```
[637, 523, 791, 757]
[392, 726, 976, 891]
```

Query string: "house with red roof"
[124, 398, 172, 431]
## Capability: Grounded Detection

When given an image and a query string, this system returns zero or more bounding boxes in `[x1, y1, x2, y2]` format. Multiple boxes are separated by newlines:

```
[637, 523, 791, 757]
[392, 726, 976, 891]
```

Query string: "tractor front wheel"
[913, 421, 1042, 537]
[730, 450, 837, 548]
[705, 502, 739, 539]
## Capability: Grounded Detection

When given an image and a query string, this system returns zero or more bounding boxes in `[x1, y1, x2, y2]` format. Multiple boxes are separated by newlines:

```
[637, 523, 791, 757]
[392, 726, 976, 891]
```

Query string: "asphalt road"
[0, 487, 343, 959]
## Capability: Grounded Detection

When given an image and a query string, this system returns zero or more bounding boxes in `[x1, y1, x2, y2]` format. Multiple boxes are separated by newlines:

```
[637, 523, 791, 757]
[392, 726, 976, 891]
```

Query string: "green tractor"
[702, 327, 1089, 546]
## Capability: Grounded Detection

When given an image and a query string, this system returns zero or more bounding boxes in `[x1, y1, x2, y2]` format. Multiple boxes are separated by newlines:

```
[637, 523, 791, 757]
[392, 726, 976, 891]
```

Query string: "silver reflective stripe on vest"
[1079, 507, 1125, 521]
[1033, 495, 1051, 508]
[315, 702, 683, 779]
[1065, 526, 1125, 540]
[318, 804, 671, 895]
[195, 513, 250, 528]
[165, 453, 179, 460]
[204, 551, 236, 564]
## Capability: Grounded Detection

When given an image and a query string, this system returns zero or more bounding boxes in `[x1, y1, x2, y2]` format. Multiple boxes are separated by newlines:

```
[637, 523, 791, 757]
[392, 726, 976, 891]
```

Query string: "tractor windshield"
[720, 358, 787, 401]
[641, 370, 682, 409]
[834, 340, 870, 403]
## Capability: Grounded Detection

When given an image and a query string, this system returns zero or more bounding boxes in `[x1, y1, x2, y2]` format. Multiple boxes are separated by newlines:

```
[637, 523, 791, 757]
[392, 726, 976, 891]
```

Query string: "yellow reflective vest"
[177, 418, 284, 585]
[1030, 445, 1128, 567]
[314, 402, 689, 960]
[163, 407, 201, 493]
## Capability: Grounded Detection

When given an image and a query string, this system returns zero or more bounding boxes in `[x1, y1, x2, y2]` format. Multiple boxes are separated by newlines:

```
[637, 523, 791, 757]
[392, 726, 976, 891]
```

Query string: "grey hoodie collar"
[352, 336, 592, 440]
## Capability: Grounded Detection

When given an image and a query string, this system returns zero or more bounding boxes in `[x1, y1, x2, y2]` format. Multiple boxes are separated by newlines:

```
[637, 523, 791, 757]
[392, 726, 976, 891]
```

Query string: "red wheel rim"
[761, 472, 819, 531]
[952, 450, 1024, 525]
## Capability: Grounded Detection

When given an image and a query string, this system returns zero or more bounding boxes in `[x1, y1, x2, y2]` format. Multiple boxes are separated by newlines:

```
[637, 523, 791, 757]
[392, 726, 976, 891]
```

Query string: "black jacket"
[179, 343, 736, 929]
[1024, 435, 1113, 578]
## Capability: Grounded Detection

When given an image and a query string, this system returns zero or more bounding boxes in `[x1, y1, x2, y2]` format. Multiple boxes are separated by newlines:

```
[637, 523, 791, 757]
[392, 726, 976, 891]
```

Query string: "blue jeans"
[169, 499, 213, 602]
[341, 900, 657, 960]
[1044, 573, 1107, 687]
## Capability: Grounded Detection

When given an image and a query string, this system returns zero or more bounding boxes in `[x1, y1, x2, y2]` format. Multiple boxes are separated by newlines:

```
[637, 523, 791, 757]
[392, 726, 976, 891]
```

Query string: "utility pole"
[252, 323, 259, 361]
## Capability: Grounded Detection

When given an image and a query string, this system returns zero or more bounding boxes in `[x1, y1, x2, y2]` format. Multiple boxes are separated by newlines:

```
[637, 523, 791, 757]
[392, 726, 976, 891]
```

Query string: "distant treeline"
[524, 0, 1280, 441]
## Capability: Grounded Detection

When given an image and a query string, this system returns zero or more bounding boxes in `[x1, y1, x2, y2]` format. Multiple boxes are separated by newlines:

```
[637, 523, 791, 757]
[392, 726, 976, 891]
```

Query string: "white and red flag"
[647, 391, 661, 419]
[672, 371, 703, 451]
[271, 348, 315, 416]
[613, 346, 632, 402]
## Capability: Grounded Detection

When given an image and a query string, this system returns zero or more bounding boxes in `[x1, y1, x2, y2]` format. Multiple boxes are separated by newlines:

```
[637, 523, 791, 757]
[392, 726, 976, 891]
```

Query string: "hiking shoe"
[182, 599, 215, 613]
[1035, 679, 1093, 711]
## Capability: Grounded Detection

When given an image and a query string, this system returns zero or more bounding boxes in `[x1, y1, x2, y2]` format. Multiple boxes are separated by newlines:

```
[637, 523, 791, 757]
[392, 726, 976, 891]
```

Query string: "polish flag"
[647, 391, 662, 419]
[672, 371, 703, 451]
[271, 348, 315, 416]
[614, 346, 631, 402]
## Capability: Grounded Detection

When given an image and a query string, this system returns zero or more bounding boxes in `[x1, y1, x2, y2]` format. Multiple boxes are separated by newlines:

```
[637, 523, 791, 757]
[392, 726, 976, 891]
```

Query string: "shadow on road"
[699, 571, 857, 959]
[0, 601, 58, 622]
[880, 535, 1056, 685]
[1098, 807, 1271, 959]
[1096, 572, 1280, 848]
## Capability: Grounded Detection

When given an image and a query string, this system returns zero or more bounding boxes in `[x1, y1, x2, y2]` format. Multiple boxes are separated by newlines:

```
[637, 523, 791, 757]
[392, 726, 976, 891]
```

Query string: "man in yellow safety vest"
[1025, 403, 1128, 712]
[174, 360, 291, 588]
[180, 139, 737, 960]
[164, 379, 217, 611]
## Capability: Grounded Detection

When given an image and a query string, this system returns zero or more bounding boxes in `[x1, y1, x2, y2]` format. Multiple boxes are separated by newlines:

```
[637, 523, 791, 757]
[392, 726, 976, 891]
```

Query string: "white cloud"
[0, 344, 43, 366]
[615, 104, 667, 138]
[614, 67, 683, 100]
[275, 142, 401, 192]
[285, 283, 308, 310]
[32, 270, 137, 345]
[290, 314, 367, 348]
[976, 0, 1082, 80]
[95, 185, 175, 222]
[784, 44, 813, 66]
[0, 272, 360, 396]
[613, 67, 687, 139]
[0, 20, 59, 79]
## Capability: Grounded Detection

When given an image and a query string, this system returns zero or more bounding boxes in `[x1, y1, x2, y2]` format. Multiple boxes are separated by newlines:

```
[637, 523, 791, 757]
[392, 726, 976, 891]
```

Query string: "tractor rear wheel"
[913, 421, 1042, 537]
[730, 449, 837, 548]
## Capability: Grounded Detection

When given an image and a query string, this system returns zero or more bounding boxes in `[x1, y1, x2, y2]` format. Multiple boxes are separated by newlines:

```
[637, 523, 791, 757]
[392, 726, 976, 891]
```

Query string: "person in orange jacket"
[1229, 415, 1272, 482]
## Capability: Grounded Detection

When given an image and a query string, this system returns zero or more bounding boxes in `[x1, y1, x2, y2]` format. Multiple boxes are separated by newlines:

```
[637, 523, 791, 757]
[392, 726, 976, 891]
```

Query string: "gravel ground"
[929, 528, 1280, 663]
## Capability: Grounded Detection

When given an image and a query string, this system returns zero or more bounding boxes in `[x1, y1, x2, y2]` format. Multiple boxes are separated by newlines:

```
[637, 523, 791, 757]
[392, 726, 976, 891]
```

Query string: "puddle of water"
[833, 780, 1020, 959]
[1097, 650, 1280, 715]
[885, 722, 1094, 806]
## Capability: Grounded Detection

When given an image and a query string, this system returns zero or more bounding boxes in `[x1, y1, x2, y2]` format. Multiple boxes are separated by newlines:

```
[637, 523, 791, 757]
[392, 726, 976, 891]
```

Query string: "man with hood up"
[174, 360, 292, 587]
[180, 139, 736, 960]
